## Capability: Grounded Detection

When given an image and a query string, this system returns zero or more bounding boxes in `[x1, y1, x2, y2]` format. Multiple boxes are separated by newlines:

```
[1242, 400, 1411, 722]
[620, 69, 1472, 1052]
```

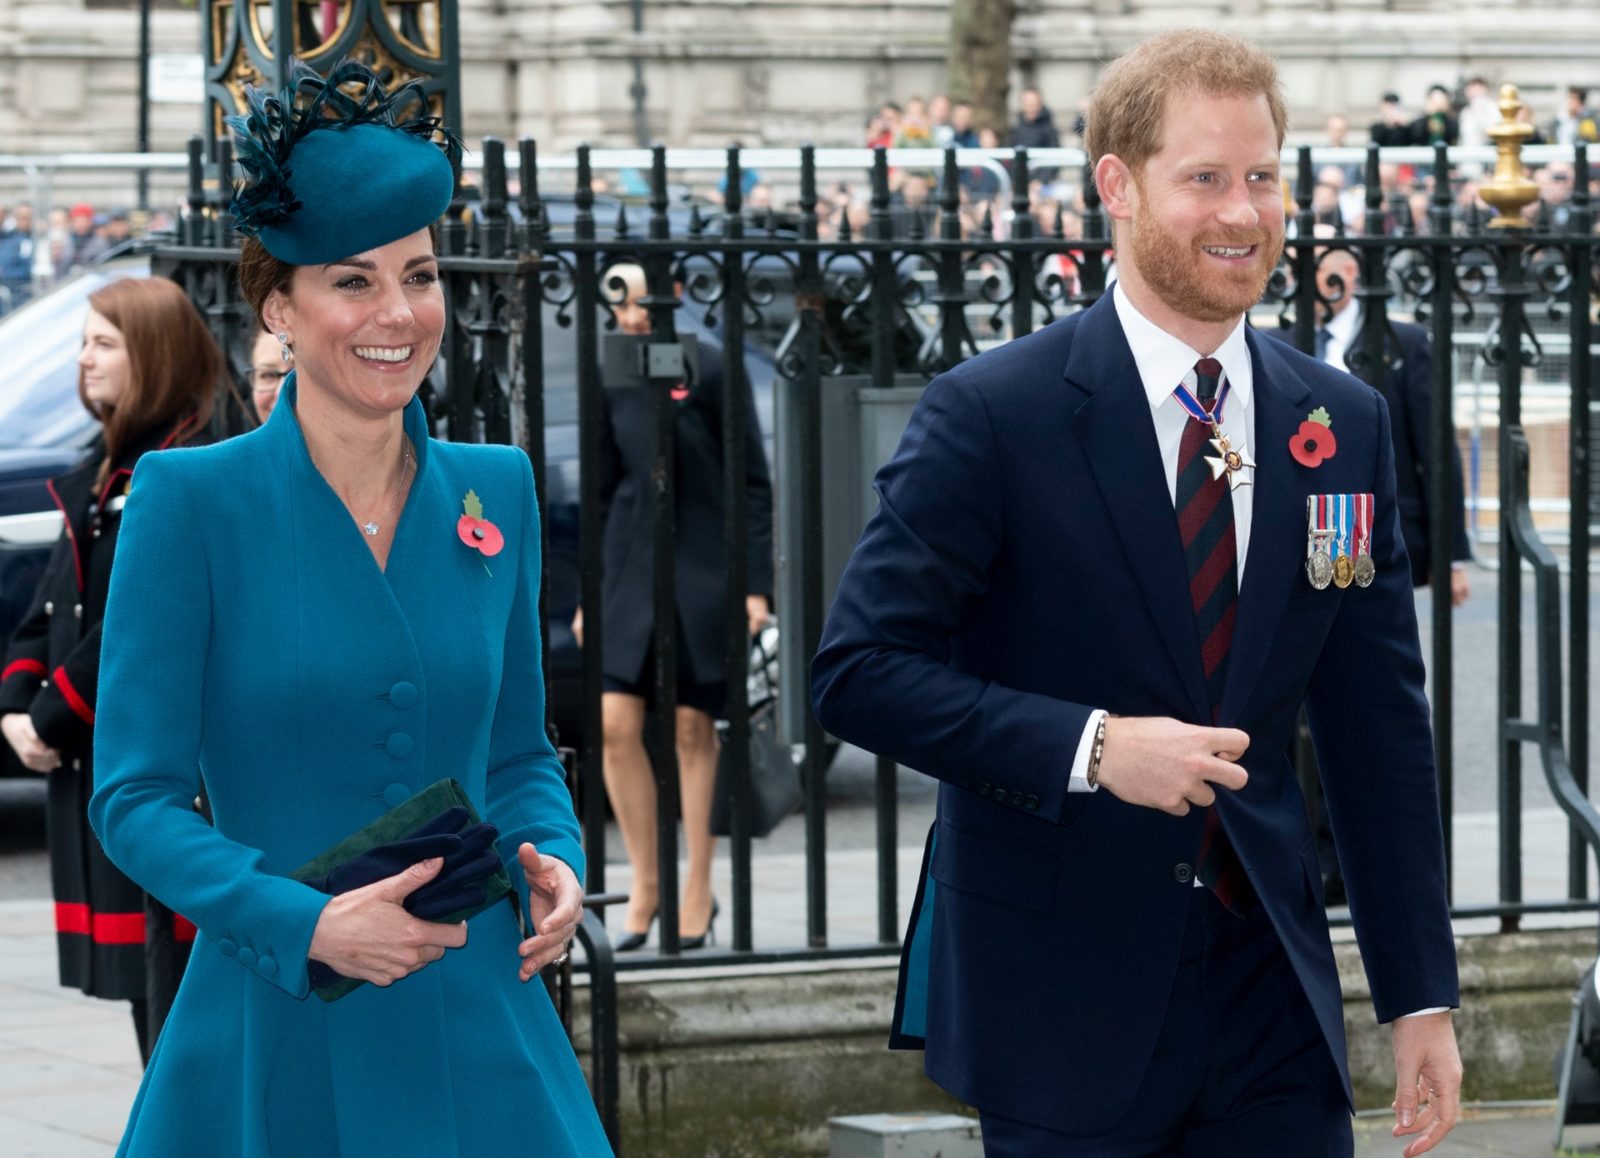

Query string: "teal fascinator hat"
[227, 58, 460, 266]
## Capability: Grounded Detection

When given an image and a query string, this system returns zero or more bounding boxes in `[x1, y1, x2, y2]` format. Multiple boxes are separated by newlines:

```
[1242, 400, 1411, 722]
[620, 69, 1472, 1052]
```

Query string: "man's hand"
[746, 594, 771, 637]
[517, 842, 583, 981]
[1093, 716, 1249, 815]
[1, 713, 61, 773]
[571, 606, 584, 649]
[307, 857, 469, 986]
[1391, 1011, 1462, 1157]
[1449, 568, 1470, 607]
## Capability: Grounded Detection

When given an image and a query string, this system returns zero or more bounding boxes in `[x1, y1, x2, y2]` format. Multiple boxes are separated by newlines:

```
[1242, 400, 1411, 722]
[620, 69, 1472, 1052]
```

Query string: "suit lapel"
[1220, 331, 1313, 724]
[1066, 297, 1210, 724]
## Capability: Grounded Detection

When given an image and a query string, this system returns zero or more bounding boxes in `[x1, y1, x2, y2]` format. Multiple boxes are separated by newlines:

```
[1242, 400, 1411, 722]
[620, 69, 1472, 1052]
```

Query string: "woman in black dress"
[0, 276, 220, 1061]
[573, 263, 773, 950]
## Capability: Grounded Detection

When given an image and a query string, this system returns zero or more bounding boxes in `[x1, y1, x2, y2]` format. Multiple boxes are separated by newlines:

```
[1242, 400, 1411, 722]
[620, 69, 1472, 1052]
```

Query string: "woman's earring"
[277, 332, 292, 364]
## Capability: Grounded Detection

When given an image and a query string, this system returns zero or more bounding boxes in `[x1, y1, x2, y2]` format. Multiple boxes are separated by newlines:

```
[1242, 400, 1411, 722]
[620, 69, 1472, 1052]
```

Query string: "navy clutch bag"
[290, 778, 514, 1002]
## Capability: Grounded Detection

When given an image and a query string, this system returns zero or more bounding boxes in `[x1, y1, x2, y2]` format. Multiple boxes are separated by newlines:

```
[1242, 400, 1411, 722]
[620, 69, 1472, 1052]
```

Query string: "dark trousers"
[979, 887, 1353, 1158]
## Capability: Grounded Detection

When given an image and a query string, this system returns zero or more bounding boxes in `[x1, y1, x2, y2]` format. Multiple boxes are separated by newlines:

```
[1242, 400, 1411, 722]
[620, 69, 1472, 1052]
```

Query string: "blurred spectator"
[1550, 85, 1600, 147]
[897, 96, 936, 148]
[0, 203, 34, 308]
[65, 204, 108, 271]
[1535, 161, 1576, 230]
[1012, 88, 1061, 181]
[969, 127, 1005, 199]
[1513, 101, 1547, 145]
[1409, 85, 1458, 146]
[1369, 91, 1412, 147]
[1323, 114, 1364, 186]
[1456, 76, 1500, 149]
[866, 103, 901, 149]
[930, 95, 953, 147]
[104, 212, 133, 248]
[949, 102, 979, 149]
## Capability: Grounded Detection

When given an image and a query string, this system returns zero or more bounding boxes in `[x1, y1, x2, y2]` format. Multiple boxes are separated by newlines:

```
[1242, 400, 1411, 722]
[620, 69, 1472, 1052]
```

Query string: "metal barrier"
[143, 131, 1599, 1142]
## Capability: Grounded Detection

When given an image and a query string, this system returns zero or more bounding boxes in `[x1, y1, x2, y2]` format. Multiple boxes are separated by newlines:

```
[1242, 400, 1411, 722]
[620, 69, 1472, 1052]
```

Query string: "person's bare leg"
[601, 692, 658, 933]
[676, 704, 720, 938]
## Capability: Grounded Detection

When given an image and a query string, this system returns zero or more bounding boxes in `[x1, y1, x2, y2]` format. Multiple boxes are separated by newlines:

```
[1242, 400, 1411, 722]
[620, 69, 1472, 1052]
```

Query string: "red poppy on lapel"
[1289, 407, 1337, 468]
[457, 490, 505, 557]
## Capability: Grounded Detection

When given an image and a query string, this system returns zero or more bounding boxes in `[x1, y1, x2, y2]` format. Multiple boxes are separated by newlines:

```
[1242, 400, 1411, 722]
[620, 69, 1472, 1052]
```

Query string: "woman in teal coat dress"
[88, 60, 612, 1155]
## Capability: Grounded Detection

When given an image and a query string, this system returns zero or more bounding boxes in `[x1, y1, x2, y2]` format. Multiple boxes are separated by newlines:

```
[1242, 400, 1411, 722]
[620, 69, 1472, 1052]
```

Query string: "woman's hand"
[571, 606, 584, 649]
[746, 595, 771, 638]
[2, 713, 62, 773]
[517, 842, 583, 981]
[307, 857, 468, 987]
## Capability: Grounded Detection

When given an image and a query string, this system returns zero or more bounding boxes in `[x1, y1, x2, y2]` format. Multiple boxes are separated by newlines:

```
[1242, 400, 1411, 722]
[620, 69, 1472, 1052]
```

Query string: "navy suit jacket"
[811, 293, 1458, 1134]
[1266, 319, 1471, 587]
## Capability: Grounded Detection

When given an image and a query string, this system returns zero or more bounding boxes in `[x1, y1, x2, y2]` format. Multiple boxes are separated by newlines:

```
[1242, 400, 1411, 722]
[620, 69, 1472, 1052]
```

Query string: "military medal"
[1331, 493, 1355, 589]
[1306, 495, 1335, 590]
[1352, 492, 1376, 587]
[1173, 372, 1254, 491]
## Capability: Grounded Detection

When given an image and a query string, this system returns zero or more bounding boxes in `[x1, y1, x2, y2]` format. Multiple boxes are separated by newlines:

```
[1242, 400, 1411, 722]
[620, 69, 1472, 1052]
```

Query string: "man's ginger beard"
[1125, 174, 1284, 324]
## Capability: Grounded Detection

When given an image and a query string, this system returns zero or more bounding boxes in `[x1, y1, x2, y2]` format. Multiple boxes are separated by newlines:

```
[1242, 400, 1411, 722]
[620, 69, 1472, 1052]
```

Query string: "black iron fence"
[152, 136, 1598, 1141]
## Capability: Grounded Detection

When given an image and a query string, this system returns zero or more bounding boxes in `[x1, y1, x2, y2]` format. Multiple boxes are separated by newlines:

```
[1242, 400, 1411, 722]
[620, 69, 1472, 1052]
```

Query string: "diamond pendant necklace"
[358, 441, 414, 537]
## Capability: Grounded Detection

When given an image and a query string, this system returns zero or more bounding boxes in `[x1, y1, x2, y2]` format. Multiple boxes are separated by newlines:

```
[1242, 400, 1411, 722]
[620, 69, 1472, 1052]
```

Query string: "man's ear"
[1095, 154, 1137, 227]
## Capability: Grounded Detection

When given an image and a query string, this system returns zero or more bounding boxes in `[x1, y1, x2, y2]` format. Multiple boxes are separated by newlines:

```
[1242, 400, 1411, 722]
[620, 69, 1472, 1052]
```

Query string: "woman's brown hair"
[81, 277, 221, 482]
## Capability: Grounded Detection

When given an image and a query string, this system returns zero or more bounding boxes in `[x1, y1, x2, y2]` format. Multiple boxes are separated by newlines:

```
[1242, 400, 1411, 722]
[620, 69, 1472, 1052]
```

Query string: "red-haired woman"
[0, 276, 220, 1063]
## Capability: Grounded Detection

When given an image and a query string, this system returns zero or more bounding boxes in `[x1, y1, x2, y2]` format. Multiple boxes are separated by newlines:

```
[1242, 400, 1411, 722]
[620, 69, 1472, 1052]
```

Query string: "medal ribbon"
[1172, 376, 1232, 425]
[1335, 494, 1351, 559]
[1354, 493, 1372, 557]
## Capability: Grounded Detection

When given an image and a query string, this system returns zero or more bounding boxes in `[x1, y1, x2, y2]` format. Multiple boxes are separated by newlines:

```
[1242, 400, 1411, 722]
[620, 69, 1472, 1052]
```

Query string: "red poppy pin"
[1289, 407, 1337, 469]
[457, 490, 504, 574]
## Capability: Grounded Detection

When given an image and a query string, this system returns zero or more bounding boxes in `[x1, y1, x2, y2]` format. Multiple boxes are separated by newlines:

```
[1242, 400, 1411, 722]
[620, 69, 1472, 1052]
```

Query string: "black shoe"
[615, 909, 657, 953]
[679, 898, 720, 951]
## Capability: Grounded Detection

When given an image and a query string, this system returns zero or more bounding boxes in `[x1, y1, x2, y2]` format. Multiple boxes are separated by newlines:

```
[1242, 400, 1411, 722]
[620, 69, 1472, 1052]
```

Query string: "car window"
[0, 263, 145, 450]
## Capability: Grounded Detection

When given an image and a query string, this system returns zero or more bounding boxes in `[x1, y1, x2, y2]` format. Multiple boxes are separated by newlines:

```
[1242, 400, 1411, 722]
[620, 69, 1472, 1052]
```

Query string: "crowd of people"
[0, 202, 175, 316]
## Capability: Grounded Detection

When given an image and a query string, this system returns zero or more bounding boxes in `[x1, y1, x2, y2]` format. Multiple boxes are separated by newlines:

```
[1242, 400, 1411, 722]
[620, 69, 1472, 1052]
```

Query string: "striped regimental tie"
[1175, 356, 1251, 915]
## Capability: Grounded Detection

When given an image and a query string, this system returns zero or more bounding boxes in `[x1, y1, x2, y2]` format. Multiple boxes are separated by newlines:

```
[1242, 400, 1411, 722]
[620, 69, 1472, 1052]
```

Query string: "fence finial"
[1480, 84, 1541, 228]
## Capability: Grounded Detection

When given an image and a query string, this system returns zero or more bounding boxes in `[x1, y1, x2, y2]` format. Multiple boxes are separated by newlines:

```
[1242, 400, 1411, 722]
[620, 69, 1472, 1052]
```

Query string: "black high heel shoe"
[615, 909, 658, 953]
[678, 898, 720, 951]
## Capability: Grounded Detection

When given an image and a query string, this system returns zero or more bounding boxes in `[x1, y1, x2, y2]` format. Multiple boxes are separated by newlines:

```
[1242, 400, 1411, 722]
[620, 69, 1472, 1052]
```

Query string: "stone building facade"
[1, 0, 1599, 202]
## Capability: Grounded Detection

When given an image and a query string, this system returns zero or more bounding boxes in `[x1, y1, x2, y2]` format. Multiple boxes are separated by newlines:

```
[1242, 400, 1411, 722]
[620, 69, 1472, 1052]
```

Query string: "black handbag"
[711, 622, 801, 838]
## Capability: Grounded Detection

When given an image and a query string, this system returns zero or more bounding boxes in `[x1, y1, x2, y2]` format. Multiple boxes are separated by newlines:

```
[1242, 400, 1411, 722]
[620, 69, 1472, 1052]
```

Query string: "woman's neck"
[293, 377, 409, 504]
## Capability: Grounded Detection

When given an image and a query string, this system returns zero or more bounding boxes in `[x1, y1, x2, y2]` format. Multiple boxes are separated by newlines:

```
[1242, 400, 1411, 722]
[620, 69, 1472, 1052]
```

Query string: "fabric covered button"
[383, 782, 411, 808]
[257, 955, 277, 977]
[237, 946, 258, 967]
[388, 681, 418, 709]
[385, 732, 414, 760]
[218, 938, 238, 957]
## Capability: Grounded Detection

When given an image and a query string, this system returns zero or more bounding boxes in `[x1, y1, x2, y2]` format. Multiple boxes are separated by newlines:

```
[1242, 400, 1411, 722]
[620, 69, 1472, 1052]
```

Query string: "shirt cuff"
[1068, 710, 1108, 793]
[1397, 1007, 1451, 1018]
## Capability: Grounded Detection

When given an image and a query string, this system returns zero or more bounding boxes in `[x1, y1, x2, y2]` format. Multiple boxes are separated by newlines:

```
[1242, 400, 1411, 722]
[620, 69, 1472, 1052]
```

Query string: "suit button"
[73, 604, 82, 619]
[978, 781, 992, 798]
[1174, 863, 1193, 884]
[1025, 794, 1040, 811]
[1009, 790, 1024, 808]
[257, 955, 277, 977]
[385, 732, 414, 760]
[388, 681, 418, 709]
[44, 601, 54, 615]
[237, 946, 258, 967]
[383, 782, 411, 808]
[218, 938, 238, 957]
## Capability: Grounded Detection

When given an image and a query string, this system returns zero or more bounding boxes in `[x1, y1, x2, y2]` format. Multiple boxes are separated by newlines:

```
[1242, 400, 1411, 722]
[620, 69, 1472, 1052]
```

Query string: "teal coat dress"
[89, 377, 611, 1156]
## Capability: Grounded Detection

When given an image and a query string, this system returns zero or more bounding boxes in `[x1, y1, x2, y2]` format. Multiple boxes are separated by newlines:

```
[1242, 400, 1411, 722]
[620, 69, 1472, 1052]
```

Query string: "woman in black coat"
[0, 276, 220, 1062]
[572, 263, 773, 950]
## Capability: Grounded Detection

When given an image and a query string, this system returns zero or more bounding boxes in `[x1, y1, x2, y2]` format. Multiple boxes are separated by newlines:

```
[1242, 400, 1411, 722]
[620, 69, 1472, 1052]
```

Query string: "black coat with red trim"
[0, 413, 207, 1001]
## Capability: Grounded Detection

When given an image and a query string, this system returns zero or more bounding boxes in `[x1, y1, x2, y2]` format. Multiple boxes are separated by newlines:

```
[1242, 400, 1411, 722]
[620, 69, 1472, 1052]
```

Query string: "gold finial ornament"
[1479, 84, 1541, 228]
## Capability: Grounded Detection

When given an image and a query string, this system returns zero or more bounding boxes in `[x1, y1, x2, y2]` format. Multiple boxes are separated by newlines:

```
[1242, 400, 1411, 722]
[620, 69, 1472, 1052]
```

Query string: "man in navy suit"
[812, 29, 1461, 1158]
